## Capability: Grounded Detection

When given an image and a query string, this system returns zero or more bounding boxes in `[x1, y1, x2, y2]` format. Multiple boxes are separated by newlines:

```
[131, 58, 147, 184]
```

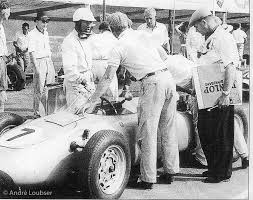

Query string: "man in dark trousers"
[189, 8, 239, 183]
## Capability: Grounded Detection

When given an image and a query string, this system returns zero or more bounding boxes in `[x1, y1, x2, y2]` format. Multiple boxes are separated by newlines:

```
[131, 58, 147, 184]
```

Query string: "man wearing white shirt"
[0, 0, 10, 112]
[85, 12, 179, 189]
[232, 23, 247, 60]
[29, 11, 56, 117]
[61, 7, 96, 111]
[13, 22, 30, 71]
[138, 7, 170, 54]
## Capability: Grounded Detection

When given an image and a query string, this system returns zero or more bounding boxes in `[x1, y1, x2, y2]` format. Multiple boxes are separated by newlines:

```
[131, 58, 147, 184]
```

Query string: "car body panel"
[0, 98, 193, 186]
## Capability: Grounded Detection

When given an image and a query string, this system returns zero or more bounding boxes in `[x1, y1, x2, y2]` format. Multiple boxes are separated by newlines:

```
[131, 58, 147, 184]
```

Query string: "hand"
[82, 101, 96, 114]
[214, 94, 230, 109]
[0, 91, 7, 102]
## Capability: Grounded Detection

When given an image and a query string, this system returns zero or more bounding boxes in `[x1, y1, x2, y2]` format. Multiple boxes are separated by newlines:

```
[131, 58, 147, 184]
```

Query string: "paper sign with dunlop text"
[193, 64, 242, 109]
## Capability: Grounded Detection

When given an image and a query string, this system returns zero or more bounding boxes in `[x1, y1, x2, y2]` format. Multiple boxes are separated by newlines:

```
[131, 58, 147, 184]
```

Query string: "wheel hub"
[98, 145, 126, 195]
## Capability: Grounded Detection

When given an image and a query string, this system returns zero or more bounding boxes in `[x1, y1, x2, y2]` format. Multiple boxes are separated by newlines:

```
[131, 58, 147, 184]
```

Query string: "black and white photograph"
[0, 0, 250, 199]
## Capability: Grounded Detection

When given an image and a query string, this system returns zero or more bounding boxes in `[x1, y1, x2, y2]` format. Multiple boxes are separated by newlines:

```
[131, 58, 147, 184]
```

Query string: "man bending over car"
[84, 12, 179, 190]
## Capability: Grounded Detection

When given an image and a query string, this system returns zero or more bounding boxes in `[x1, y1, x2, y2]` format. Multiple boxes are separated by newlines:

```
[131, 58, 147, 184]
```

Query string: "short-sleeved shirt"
[0, 24, 8, 56]
[62, 30, 93, 83]
[232, 29, 247, 44]
[108, 29, 166, 80]
[137, 22, 169, 47]
[15, 31, 30, 51]
[198, 26, 239, 68]
[28, 27, 51, 59]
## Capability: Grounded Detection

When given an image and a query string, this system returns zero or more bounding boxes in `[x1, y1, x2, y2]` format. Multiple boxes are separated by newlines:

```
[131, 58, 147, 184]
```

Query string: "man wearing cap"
[29, 11, 56, 117]
[189, 8, 239, 183]
[84, 12, 179, 189]
[138, 7, 170, 54]
[0, 0, 10, 112]
[61, 7, 96, 111]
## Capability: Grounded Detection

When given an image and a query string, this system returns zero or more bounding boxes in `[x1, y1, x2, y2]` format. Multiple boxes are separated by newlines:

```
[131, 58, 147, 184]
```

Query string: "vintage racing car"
[0, 95, 248, 199]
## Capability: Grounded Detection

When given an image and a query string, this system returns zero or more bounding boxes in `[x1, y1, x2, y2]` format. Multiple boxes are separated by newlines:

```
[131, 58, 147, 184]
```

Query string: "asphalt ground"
[3, 82, 249, 199]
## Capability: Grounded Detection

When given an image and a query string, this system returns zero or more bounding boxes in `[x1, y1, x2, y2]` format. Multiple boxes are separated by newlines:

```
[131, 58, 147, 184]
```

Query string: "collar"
[36, 26, 46, 34]
[146, 22, 157, 30]
[118, 28, 131, 39]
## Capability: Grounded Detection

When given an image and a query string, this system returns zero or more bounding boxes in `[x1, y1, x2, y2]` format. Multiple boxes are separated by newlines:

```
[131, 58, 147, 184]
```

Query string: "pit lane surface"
[4, 84, 249, 199]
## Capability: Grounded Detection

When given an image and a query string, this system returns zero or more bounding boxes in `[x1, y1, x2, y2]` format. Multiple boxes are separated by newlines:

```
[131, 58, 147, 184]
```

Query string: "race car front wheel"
[80, 130, 131, 199]
[0, 112, 24, 137]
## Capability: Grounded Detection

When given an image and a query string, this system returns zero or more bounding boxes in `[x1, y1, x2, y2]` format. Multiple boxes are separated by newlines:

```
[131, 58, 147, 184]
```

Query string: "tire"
[0, 112, 24, 137]
[80, 130, 131, 199]
[233, 107, 248, 162]
[7, 64, 26, 91]
[0, 170, 17, 197]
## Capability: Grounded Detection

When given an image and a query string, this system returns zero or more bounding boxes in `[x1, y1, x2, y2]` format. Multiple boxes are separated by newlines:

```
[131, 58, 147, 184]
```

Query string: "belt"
[140, 68, 168, 81]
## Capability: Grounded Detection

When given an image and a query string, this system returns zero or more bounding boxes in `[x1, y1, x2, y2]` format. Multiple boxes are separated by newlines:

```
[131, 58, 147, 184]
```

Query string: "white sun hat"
[73, 7, 96, 22]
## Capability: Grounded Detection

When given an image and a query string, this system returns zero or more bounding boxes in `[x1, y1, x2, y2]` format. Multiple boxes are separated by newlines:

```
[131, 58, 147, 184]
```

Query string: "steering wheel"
[100, 97, 118, 115]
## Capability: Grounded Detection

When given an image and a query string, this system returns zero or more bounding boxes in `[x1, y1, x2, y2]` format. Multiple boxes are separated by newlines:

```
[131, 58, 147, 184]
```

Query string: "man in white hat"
[29, 11, 56, 117]
[84, 12, 179, 189]
[138, 7, 170, 54]
[61, 7, 96, 111]
[189, 8, 239, 183]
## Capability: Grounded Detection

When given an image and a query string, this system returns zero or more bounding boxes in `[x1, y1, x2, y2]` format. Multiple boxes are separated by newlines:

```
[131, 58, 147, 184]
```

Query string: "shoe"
[159, 173, 174, 184]
[202, 171, 212, 177]
[136, 181, 153, 190]
[241, 158, 249, 169]
[203, 176, 230, 183]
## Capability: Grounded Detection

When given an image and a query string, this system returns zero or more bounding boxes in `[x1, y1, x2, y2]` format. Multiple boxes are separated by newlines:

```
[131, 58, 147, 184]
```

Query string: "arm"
[214, 36, 237, 107]
[175, 22, 184, 35]
[85, 65, 118, 112]
[157, 46, 168, 61]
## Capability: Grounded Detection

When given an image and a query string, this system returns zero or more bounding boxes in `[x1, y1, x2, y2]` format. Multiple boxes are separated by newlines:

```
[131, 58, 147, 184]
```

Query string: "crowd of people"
[0, 0, 249, 190]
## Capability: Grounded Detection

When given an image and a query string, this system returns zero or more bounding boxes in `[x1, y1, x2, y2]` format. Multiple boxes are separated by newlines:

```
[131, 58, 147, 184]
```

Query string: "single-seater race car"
[0, 94, 248, 199]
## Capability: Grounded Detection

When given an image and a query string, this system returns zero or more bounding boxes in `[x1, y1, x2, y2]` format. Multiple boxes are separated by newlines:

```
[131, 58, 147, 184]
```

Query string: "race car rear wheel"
[233, 107, 248, 162]
[80, 130, 131, 199]
[0, 112, 24, 137]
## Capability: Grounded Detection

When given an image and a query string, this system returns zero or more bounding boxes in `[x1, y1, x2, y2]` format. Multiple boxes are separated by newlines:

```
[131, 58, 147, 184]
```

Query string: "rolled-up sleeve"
[108, 46, 123, 68]
[213, 35, 239, 68]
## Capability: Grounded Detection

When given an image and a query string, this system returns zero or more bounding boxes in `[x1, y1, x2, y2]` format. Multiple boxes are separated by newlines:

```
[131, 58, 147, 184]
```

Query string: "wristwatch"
[222, 90, 230, 96]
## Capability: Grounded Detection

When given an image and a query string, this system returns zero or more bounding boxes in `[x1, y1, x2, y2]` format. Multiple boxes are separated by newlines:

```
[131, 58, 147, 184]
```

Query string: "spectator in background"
[0, 0, 10, 112]
[13, 22, 30, 72]
[138, 7, 170, 54]
[232, 23, 247, 60]
[29, 11, 56, 117]
[186, 26, 205, 62]
[88, 21, 119, 100]
[175, 21, 189, 57]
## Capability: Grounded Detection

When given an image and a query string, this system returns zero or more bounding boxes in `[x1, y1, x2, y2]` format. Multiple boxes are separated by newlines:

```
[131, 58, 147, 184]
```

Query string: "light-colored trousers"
[137, 71, 179, 183]
[16, 51, 30, 71]
[236, 43, 244, 60]
[33, 57, 56, 116]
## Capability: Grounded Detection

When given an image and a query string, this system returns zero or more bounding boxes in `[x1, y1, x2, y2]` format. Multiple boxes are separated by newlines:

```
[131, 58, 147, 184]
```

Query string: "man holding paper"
[189, 8, 239, 183]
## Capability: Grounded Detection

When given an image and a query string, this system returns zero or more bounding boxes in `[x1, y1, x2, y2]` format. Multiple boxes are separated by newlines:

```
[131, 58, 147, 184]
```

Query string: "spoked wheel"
[80, 130, 131, 199]
[98, 145, 126, 195]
